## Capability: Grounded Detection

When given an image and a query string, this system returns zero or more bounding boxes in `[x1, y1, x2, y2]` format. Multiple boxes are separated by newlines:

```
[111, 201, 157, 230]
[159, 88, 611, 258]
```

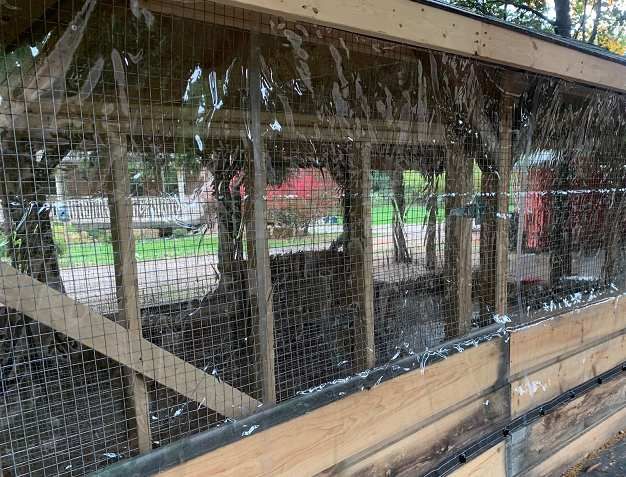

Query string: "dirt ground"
[564, 431, 626, 476]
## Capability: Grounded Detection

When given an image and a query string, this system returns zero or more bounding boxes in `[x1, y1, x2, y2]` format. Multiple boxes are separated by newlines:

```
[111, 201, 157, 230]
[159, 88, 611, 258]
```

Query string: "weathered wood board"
[522, 406, 626, 477]
[317, 386, 509, 476]
[511, 333, 626, 416]
[510, 297, 626, 377]
[0, 263, 259, 418]
[157, 340, 505, 477]
[509, 373, 626, 475]
[449, 442, 506, 477]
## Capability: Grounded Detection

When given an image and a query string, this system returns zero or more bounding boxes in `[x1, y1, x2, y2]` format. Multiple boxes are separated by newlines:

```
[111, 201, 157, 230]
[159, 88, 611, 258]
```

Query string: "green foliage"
[445, 0, 625, 54]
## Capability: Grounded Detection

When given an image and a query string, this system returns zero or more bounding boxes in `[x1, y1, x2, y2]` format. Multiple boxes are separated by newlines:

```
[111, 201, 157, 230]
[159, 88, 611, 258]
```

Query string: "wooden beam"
[0, 262, 260, 418]
[0, 100, 444, 146]
[105, 132, 152, 452]
[247, 31, 277, 404]
[511, 334, 626, 417]
[509, 297, 626, 377]
[495, 86, 514, 319]
[449, 443, 506, 477]
[157, 339, 504, 477]
[509, 373, 626, 476]
[318, 386, 509, 476]
[349, 141, 375, 371]
[522, 406, 626, 477]
[444, 145, 473, 339]
[156, 0, 626, 92]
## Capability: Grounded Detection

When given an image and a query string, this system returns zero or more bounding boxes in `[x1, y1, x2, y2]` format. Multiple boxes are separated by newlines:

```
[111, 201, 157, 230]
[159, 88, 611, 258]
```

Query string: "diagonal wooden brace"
[0, 263, 260, 418]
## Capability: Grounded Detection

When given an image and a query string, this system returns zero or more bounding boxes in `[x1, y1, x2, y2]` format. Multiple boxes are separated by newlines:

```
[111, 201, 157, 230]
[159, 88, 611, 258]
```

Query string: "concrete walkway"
[59, 223, 605, 313]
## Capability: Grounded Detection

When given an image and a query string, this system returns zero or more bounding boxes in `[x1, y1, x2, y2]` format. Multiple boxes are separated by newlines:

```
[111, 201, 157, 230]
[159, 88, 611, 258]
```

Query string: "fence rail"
[56, 196, 206, 229]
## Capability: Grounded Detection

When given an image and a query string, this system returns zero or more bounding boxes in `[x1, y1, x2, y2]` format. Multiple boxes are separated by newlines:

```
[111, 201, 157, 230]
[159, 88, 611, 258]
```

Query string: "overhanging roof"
[152, 0, 626, 92]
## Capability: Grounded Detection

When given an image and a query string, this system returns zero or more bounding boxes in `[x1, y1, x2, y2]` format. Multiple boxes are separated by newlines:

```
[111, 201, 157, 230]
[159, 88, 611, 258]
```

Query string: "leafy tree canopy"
[444, 0, 626, 55]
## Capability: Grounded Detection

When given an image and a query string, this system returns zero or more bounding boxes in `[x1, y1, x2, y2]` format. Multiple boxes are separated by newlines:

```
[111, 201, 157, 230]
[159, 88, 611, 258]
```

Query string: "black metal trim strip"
[424, 360, 626, 477]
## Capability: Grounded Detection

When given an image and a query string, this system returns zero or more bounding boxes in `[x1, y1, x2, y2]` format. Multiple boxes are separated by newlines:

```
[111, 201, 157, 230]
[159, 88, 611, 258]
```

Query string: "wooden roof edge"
[183, 0, 626, 93]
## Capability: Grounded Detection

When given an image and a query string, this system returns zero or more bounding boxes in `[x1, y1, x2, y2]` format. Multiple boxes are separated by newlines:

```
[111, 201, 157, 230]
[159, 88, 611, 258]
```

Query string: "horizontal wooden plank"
[510, 297, 626, 377]
[158, 339, 505, 477]
[509, 373, 626, 475]
[511, 333, 626, 416]
[0, 263, 259, 418]
[449, 442, 506, 477]
[318, 386, 509, 476]
[162, 0, 626, 92]
[524, 406, 626, 477]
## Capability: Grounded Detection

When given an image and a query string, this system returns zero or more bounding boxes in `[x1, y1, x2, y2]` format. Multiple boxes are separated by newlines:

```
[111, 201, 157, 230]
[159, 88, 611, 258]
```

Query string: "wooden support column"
[495, 87, 515, 318]
[247, 32, 277, 405]
[106, 132, 152, 453]
[478, 167, 498, 325]
[444, 145, 473, 339]
[349, 141, 375, 370]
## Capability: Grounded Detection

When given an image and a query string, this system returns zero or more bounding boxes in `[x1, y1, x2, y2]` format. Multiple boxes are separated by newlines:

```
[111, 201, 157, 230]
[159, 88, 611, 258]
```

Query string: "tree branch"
[508, 1, 557, 26]
[588, 0, 602, 43]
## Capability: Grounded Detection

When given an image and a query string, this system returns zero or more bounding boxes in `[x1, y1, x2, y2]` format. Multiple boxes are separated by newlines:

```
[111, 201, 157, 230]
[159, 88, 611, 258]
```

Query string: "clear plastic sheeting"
[0, 0, 624, 475]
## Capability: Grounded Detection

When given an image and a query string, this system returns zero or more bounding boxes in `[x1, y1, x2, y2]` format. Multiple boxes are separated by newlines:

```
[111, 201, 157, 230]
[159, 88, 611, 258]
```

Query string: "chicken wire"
[0, 0, 624, 475]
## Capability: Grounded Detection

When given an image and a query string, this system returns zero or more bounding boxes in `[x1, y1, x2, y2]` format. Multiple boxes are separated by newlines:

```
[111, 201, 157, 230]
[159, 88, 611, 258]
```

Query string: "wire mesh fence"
[0, 0, 625, 475]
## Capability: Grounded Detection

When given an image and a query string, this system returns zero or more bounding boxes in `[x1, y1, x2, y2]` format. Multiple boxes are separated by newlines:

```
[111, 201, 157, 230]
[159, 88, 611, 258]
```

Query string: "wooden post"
[495, 90, 514, 318]
[106, 132, 152, 453]
[349, 141, 375, 370]
[444, 145, 473, 339]
[478, 168, 497, 325]
[248, 32, 277, 405]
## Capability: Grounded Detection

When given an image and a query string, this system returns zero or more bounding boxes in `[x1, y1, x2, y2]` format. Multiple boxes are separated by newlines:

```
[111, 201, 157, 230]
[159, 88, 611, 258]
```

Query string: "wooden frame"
[106, 131, 153, 452]
[158, 339, 505, 477]
[349, 142, 375, 370]
[247, 30, 277, 404]
[149, 296, 625, 477]
[2, 1, 625, 474]
[0, 263, 260, 418]
[444, 145, 473, 338]
[149, 0, 626, 92]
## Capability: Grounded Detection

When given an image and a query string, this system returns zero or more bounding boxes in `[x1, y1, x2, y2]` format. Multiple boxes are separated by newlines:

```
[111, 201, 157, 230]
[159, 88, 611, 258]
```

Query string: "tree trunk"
[554, 0, 572, 38]
[391, 169, 412, 263]
[0, 140, 67, 361]
[2, 147, 64, 292]
[550, 159, 572, 286]
[330, 164, 351, 252]
[215, 172, 245, 279]
[425, 173, 438, 270]
[588, 0, 602, 43]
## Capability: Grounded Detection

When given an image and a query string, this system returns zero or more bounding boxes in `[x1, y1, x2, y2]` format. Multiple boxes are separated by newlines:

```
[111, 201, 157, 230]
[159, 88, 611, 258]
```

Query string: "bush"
[266, 169, 339, 237]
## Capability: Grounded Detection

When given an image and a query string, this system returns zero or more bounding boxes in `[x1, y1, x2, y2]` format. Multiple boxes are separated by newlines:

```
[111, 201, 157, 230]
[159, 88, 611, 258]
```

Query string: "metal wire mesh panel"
[0, 0, 624, 475]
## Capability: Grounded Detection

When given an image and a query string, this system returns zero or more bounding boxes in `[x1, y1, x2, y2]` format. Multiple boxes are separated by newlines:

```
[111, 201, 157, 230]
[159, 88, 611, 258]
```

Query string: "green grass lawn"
[57, 234, 220, 268]
[47, 200, 447, 268]
[371, 203, 445, 226]
[55, 231, 346, 268]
